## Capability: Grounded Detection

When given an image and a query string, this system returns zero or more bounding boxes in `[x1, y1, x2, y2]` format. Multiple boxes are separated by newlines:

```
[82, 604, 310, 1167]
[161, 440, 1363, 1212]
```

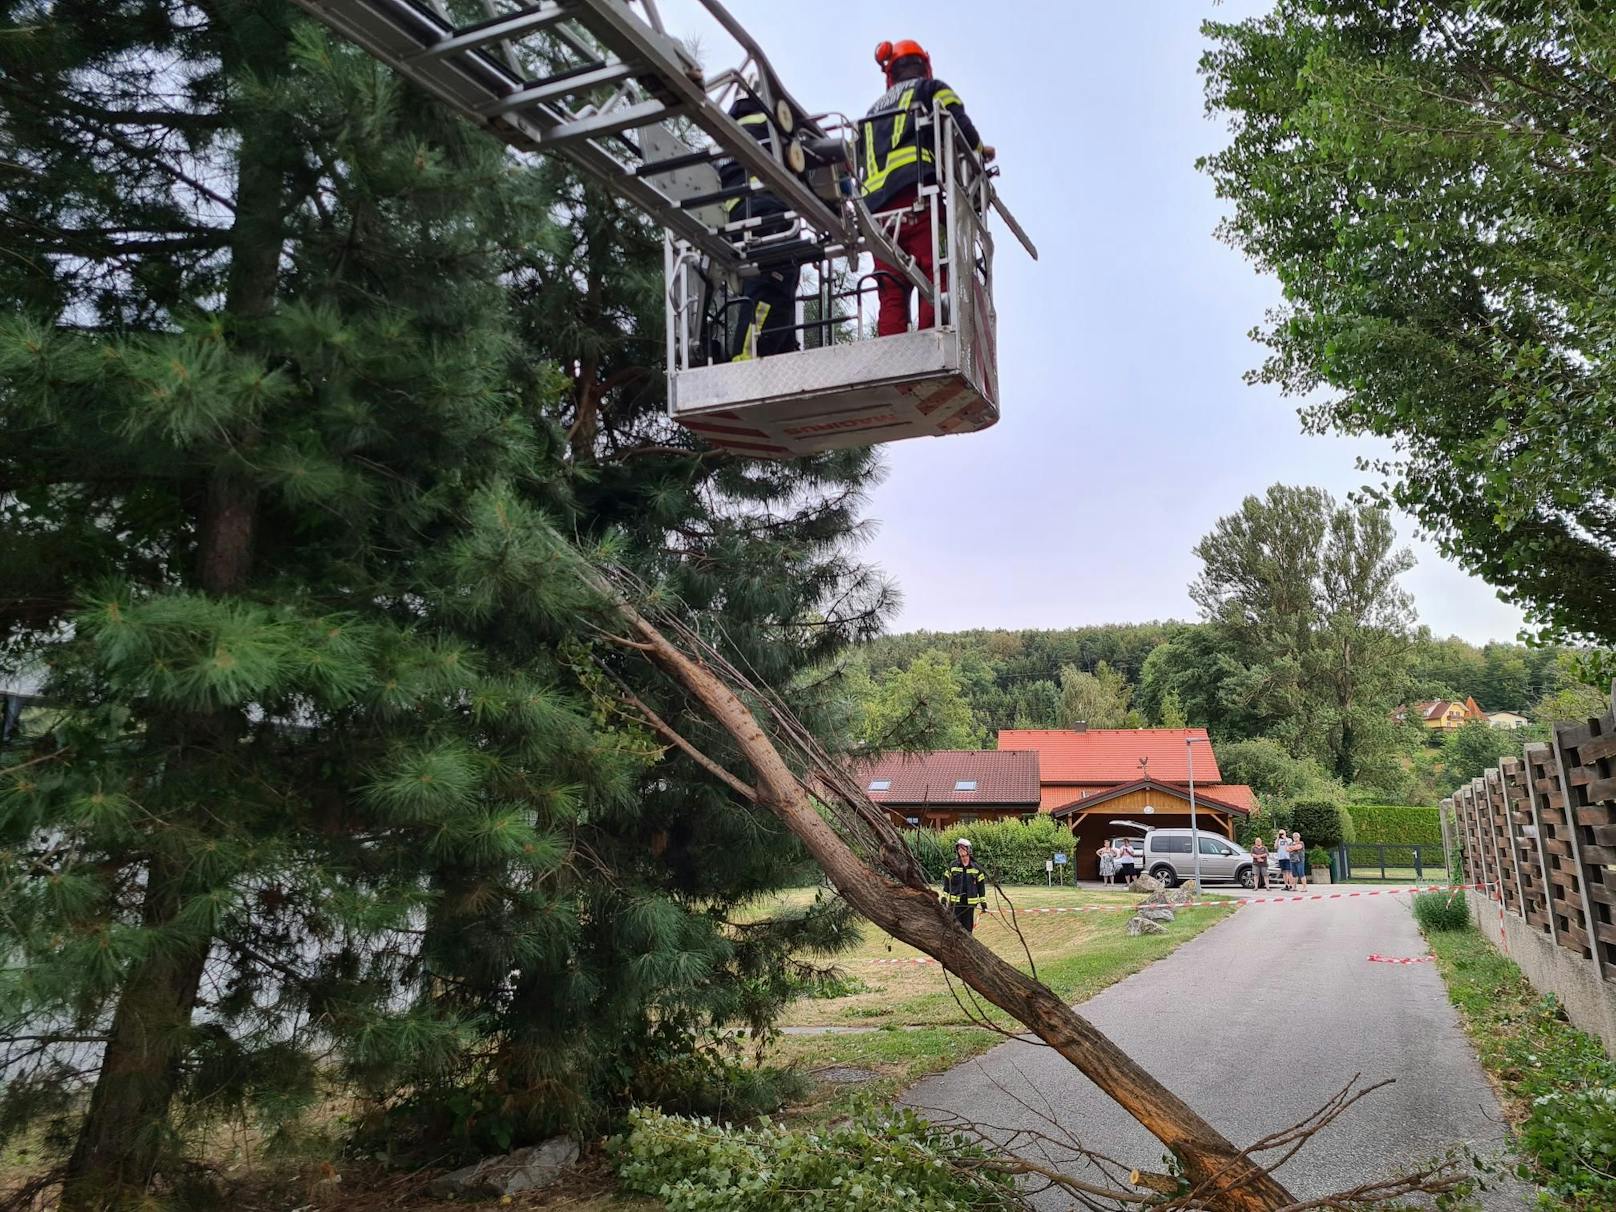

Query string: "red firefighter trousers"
[872, 186, 946, 337]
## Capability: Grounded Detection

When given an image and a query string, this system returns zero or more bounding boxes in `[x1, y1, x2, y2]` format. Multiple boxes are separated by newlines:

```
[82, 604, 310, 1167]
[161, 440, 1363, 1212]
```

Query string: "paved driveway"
[903, 889, 1528, 1208]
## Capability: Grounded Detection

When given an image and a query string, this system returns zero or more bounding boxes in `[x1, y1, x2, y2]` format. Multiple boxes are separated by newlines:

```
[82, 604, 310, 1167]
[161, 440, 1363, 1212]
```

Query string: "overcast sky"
[661, 0, 1529, 645]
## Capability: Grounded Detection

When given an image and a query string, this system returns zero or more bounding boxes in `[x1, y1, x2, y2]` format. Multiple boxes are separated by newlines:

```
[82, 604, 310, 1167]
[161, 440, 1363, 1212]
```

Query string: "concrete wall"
[1466, 889, 1616, 1058]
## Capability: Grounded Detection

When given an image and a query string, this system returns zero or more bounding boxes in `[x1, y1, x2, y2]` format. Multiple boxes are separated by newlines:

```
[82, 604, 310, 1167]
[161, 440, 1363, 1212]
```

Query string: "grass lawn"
[1426, 924, 1616, 1210]
[755, 883, 1235, 1123]
[759, 884, 1232, 1029]
[1336, 868, 1450, 883]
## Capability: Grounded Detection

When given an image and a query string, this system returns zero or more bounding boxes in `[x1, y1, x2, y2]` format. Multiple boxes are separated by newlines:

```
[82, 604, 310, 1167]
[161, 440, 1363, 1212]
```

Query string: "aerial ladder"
[288, 0, 1038, 457]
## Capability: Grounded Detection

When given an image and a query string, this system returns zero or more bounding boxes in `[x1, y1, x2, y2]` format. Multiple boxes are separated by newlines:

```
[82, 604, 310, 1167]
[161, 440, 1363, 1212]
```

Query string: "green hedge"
[903, 816, 1074, 884]
[1347, 804, 1444, 847]
[1289, 798, 1355, 848]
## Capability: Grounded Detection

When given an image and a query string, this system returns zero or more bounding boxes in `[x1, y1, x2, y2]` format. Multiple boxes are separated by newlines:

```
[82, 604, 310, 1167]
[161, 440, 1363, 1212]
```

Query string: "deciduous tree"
[852, 650, 982, 750]
[1057, 660, 1133, 729]
[1191, 486, 1415, 780]
[1200, 1, 1616, 650]
[1440, 721, 1527, 792]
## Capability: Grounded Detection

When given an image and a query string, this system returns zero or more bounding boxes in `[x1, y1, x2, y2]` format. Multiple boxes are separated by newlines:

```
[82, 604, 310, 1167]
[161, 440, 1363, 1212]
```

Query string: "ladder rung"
[482, 61, 639, 117]
[409, 4, 569, 61]
[749, 240, 823, 268]
[540, 100, 681, 148]
[680, 184, 754, 210]
[636, 147, 721, 176]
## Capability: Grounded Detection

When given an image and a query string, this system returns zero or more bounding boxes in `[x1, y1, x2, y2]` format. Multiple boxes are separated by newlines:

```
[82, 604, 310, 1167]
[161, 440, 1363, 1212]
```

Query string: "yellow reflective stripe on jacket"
[863, 87, 931, 197]
[890, 87, 914, 149]
[925, 87, 983, 153]
[736, 111, 769, 127]
[861, 144, 931, 196]
[723, 175, 764, 213]
[944, 865, 987, 906]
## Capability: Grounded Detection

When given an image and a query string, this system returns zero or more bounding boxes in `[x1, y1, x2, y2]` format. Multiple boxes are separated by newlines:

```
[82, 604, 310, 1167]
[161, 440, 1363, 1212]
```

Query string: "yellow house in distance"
[1393, 697, 1487, 731]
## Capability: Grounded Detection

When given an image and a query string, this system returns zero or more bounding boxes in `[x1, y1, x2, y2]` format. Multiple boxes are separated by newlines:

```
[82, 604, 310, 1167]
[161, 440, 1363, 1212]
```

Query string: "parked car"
[1110, 826, 1261, 888]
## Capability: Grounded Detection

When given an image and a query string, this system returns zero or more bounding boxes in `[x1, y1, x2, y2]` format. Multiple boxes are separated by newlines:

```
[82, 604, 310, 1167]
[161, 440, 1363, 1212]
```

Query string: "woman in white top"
[1115, 842, 1138, 885]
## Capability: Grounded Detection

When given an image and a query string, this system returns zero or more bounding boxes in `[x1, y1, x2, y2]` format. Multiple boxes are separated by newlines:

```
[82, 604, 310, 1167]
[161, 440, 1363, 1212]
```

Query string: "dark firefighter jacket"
[718, 95, 786, 220]
[942, 862, 988, 909]
[859, 77, 983, 213]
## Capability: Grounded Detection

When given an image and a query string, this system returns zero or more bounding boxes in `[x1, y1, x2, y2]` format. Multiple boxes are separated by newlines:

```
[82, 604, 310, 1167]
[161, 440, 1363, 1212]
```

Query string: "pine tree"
[1, 2, 885, 1200]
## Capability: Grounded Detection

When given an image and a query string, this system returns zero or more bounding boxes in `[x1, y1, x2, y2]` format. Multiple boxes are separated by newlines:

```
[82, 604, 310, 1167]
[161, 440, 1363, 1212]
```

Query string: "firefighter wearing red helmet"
[860, 39, 994, 337]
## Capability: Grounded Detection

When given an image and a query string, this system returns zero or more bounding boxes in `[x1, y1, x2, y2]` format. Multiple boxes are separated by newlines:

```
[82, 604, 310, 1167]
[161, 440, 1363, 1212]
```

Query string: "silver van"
[1115, 826, 1259, 888]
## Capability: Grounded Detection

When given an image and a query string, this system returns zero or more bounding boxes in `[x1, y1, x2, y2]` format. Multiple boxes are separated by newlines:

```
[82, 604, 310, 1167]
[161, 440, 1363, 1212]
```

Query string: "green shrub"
[1519, 1087, 1616, 1203]
[1412, 890, 1471, 932]
[1289, 798, 1355, 848]
[784, 969, 873, 1000]
[1347, 803, 1444, 847]
[1306, 846, 1330, 870]
[903, 816, 1075, 884]
[613, 1103, 1017, 1210]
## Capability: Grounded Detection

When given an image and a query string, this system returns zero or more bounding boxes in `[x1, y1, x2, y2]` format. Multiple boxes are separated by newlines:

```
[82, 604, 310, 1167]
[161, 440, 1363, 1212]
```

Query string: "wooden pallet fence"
[1527, 739, 1598, 966]
[1500, 755, 1554, 938]
[1483, 767, 1524, 915]
[1550, 701, 1616, 981]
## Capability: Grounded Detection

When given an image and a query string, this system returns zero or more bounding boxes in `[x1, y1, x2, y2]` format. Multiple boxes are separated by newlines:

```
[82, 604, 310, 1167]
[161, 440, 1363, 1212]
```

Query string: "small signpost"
[1045, 858, 1054, 886]
[1053, 852, 1068, 886]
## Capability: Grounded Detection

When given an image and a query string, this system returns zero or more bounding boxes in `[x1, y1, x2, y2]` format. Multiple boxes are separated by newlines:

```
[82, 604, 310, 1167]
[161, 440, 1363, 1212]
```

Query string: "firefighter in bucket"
[860, 39, 995, 337]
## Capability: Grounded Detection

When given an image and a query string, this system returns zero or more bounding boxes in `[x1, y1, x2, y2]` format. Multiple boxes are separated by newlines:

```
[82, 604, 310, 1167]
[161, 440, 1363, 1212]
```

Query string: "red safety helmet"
[875, 38, 932, 87]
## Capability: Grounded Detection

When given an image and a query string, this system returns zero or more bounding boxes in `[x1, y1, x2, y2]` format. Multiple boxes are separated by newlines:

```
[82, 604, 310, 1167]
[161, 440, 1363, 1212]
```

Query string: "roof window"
[954, 780, 978, 792]
[867, 779, 891, 791]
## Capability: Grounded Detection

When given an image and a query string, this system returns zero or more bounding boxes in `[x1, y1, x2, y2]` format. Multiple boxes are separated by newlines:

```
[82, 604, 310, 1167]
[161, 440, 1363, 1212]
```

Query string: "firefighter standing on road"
[942, 837, 988, 933]
[860, 39, 994, 337]
[718, 92, 800, 361]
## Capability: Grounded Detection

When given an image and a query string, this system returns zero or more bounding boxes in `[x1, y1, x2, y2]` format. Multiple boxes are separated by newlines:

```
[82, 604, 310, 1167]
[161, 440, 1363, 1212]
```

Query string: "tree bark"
[616, 601, 1296, 1211]
[61, 854, 212, 1209]
[61, 11, 292, 1204]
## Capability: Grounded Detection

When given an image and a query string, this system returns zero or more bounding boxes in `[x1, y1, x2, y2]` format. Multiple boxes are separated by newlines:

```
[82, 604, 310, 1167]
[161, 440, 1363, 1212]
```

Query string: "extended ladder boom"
[288, 0, 961, 284]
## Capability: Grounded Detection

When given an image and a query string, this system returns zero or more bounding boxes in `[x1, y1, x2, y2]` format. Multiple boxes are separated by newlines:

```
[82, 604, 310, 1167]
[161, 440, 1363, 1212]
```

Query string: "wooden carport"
[1050, 778, 1253, 880]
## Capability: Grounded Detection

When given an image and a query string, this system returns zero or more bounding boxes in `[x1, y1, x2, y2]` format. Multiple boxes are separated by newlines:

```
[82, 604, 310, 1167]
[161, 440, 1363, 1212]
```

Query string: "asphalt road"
[903, 889, 1529, 1209]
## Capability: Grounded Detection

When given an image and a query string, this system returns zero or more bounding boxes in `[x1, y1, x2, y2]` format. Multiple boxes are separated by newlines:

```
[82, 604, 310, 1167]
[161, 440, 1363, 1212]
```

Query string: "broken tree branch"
[614, 683, 758, 804]
[598, 580, 1297, 1212]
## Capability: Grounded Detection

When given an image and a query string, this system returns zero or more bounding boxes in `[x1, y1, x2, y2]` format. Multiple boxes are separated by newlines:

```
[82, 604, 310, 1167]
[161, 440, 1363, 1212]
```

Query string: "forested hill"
[844, 623, 1603, 806]
[858, 623, 1571, 729]
[861, 624, 1175, 693]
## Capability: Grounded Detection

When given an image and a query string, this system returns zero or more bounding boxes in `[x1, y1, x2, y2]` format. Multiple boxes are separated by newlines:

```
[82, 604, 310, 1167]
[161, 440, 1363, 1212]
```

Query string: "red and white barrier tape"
[858, 884, 1493, 967]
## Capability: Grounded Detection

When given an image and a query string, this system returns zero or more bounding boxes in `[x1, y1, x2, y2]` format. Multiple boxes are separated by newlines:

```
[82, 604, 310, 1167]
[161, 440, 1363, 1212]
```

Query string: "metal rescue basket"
[288, 0, 1036, 459]
[665, 105, 1015, 457]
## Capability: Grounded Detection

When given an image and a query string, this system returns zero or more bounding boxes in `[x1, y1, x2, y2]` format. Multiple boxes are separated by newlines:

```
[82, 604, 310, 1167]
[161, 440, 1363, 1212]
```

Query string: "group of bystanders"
[1095, 839, 1139, 886]
[1248, 828, 1310, 891]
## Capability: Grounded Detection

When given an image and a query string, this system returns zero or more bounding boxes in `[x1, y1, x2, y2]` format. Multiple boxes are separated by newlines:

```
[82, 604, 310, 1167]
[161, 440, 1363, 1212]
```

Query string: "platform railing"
[669, 103, 996, 372]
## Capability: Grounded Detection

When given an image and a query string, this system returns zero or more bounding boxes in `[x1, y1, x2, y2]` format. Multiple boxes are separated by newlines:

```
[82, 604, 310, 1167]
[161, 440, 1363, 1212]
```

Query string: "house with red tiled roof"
[857, 750, 1041, 829]
[997, 726, 1256, 879]
[1392, 698, 1486, 731]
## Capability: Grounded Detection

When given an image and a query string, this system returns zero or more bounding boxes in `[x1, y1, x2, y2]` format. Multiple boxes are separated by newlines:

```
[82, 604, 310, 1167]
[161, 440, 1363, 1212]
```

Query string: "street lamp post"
[1186, 736, 1204, 890]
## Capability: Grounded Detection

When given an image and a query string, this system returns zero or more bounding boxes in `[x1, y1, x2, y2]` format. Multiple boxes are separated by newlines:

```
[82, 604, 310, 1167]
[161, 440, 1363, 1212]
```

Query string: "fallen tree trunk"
[611, 598, 1295, 1211]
